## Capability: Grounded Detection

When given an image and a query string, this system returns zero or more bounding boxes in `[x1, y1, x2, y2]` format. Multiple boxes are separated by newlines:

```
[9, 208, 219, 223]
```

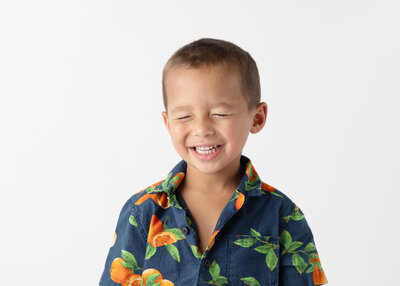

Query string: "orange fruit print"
[309, 253, 328, 285]
[124, 274, 142, 286]
[110, 258, 141, 285]
[170, 172, 185, 189]
[235, 192, 245, 210]
[261, 181, 276, 193]
[101, 156, 328, 285]
[111, 259, 174, 286]
[141, 268, 174, 286]
[137, 180, 164, 194]
[206, 230, 220, 250]
[152, 231, 178, 246]
[135, 192, 170, 209]
[245, 161, 259, 181]
[147, 215, 178, 247]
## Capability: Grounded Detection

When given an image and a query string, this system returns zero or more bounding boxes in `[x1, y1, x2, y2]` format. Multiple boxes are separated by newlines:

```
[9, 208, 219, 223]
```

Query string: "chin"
[189, 159, 226, 173]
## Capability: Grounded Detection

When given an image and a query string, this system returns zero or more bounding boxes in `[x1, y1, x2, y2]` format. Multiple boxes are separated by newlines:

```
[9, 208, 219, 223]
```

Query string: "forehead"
[164, 64, 246, 111]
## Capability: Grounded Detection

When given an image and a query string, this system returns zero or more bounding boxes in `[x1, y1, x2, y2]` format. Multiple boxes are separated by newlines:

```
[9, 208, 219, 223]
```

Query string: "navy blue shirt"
[99, 155, 328, 286]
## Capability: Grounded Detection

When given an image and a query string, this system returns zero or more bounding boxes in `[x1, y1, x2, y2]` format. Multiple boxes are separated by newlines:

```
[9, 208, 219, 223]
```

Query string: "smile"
[193, 145, 220, 154]
[189, 144, 223, 161]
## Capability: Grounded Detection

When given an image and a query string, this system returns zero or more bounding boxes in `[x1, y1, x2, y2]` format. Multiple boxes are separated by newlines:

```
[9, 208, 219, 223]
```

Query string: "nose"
[193, 116, 214, 137]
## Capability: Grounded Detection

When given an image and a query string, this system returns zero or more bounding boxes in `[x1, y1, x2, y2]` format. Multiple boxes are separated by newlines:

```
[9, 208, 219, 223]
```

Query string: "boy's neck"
[180, 156, 243, 198]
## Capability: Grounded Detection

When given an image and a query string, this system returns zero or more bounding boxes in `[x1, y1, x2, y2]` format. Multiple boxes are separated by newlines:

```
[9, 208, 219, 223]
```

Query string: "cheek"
[223, 120, 250, 144]
[227, 119, 248, 134]
[170, 124, 188, 140]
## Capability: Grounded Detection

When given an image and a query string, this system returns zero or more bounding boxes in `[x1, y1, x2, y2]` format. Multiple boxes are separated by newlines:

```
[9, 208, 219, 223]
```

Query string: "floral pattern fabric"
[99, 155, 327, 286]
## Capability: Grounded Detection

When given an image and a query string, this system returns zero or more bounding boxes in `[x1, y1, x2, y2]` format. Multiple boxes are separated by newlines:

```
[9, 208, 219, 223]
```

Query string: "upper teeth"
[195, 145, 217, 151]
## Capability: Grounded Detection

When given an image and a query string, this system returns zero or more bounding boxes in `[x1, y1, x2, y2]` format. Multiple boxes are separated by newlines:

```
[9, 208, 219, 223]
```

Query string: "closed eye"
[177, 116, 190, 120]
[214, 114, 228, 117]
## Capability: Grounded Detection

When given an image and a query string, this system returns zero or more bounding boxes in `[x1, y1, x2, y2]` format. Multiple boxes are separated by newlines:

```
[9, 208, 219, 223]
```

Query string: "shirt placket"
[173, 189, 245, 284]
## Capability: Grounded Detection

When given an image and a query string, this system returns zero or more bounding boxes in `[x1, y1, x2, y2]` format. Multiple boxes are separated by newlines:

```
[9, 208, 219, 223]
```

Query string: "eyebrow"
[170, 102, 234, 114]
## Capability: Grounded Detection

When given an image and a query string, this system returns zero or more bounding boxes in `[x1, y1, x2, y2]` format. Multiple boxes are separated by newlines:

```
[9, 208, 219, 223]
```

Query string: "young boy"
[99, 38, 328, 286]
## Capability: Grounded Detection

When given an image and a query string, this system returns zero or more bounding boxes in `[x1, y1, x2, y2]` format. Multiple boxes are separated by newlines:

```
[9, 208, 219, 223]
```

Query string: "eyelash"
[177, 116, 190, 120]
[176, 114, 228, 120]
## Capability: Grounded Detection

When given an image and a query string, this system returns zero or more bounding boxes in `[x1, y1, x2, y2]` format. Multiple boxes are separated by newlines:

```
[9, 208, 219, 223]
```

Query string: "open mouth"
[190, 145, 222, 155]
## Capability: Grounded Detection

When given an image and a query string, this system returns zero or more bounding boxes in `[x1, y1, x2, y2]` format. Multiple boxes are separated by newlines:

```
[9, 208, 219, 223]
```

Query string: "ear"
[250, 102, 268, 134]
[161, 111, 171, 133]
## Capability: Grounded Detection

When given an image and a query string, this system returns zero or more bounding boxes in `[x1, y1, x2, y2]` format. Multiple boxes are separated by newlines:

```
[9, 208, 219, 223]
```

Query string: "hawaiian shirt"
[99, 155, 328, 286]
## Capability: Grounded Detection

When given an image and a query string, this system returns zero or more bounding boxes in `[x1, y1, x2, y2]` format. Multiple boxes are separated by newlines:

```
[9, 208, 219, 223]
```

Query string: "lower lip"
[190, 145, 223, 161]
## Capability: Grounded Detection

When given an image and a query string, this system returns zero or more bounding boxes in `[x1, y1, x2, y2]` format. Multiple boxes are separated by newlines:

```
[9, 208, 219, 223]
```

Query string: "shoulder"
[123, 179, 166, 209]
[259, 180, 307, 230]
[260, 181, 297, 212]
[118, 178, 175, 228]
[113, 179, 167, 237]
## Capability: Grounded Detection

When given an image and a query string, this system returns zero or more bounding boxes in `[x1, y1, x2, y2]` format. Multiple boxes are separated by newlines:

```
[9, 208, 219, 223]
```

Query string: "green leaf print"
[308, 253, 322, 268]
[250, 228, 261, 237]
[165, 227, 186, 240]
[304, 242, 316, 253]
[279, 230, 292, 250]
[190, 245, 203, 258]
[145, 242, 157, 260]
[267, 190, 283, 197]
[146, 273, 161, 286]
[254, 244, 269, 254]
[280, 233, 305, 256]
[286, 241, 303, 252]
[292, 253, 308, 274]
[203, 260, 228, 285]
[265, 247, 278, 271]
[162, 216, 169, 228]
[165, 243, 180, 262]
[306, 263, 317, 274]
[280, 229, 323, 276]
[247, 162, 258, 179]
[118, 249, 142, 273]
[121, 260, 134, 270]
[228, 191, 239, 203]
[308, 252, 319, 259]
[129, 215, 138, 226]
[234, 228, 279, 272]
[292, 210, 304, 221]
[240, 277, 261, 286]
[214, 276, 228, 284]
[234, 238, 257, 247]
[209, 260, 220, 280]
[121, 249, 138, 267]
[245, 180, 260, 191]
[169, 174, 182, 191]
[161, 172, 172, 189]
[167, 194, 183, 209]
[279, 233, 323, 276]
[284, 206, 305, 222]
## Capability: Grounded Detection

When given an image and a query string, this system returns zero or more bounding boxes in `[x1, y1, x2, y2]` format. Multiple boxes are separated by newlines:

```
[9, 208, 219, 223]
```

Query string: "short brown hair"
[162, 38, 261, 111]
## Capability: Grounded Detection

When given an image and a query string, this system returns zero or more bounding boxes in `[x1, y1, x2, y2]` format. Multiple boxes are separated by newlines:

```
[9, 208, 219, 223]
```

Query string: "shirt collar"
[146, 155, 262, 199]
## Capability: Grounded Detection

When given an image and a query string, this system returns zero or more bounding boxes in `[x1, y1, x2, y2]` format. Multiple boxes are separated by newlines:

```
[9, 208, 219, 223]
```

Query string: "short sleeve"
[99, 197, 147, 286]
[279, 204, 328, 286]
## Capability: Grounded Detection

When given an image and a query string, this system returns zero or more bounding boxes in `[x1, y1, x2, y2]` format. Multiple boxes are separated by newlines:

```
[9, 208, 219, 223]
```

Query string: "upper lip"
[190, 143, 222, 148]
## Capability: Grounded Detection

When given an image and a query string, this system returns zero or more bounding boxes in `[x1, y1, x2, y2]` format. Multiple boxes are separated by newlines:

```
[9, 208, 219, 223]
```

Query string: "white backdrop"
[1, 1, 399, 285]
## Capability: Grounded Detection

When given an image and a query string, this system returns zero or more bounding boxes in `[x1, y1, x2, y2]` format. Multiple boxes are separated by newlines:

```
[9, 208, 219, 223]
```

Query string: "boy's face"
[162, 64, 267, 176]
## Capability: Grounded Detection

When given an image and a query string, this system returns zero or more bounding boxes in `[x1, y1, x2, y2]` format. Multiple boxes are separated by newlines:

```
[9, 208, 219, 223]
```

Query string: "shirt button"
[204, 258, 211, 268]
[180, 226, 189, 235]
